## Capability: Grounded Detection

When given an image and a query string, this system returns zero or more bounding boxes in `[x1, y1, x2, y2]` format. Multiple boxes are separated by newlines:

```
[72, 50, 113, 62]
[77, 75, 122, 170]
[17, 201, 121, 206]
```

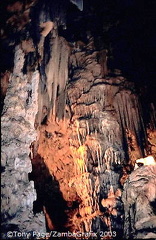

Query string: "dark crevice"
[30, 153, 69, 231]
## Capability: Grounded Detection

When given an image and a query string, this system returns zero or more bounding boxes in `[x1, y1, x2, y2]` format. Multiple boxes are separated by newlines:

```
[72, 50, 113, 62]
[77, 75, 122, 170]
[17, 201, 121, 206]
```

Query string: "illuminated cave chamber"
[1, 0, 156, 239]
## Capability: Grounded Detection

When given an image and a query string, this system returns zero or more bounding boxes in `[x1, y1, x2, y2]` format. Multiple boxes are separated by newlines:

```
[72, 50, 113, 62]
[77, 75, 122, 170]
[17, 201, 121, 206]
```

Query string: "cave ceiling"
[1, 0, 156, 123]
[1, 0, 156, 91]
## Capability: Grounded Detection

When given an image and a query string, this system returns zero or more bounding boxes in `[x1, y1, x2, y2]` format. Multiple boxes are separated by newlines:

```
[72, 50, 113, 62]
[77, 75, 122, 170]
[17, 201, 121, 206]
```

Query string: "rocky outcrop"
[67, 45, 125, 234]
[122, 165, 156, 239]
[1, 46, 46, 238]
[32, 39, 153, 238]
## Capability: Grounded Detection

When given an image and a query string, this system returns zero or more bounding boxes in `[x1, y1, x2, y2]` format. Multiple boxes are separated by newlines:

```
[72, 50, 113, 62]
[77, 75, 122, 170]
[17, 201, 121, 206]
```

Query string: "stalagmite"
[1, 46, 46, 236]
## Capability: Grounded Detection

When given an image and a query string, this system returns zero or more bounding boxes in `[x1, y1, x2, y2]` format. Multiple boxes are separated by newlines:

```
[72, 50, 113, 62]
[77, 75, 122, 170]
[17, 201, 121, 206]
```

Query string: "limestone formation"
[1, 46, 46, 238]
[122, 165, 156, 239]
[1, 1, 156, 239]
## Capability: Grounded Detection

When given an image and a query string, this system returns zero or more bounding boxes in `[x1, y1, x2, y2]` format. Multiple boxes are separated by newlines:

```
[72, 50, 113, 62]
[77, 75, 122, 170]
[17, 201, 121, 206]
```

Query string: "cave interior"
[1, 0, 156, 239]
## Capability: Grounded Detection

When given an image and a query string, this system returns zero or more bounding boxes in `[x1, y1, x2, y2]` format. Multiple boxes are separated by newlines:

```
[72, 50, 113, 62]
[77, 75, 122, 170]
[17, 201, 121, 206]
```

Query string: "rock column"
[1, 46, 46, 238]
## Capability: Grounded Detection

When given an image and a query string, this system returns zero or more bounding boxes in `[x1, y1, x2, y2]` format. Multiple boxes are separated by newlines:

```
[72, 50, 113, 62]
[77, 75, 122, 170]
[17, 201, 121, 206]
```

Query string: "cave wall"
[33, 35, 156, 238]
[1, 0, 156, 239]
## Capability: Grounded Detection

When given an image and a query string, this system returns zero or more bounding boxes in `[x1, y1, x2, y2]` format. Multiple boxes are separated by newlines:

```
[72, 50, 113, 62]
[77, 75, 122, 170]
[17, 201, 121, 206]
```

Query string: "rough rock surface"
[1, 47, 46, 238]
[122, 165, 156, 239]
[32, 40, 155, 238]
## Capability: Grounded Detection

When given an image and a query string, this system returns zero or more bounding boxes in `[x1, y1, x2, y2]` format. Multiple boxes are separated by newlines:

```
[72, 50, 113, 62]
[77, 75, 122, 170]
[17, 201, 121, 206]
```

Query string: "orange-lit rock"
[40, 21, 54, 37]
[21, 39, 35, 53]
[147, 129, 156, 157]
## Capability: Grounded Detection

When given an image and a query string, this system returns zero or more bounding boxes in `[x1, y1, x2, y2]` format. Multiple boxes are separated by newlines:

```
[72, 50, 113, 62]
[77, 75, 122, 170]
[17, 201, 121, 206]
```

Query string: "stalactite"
[70, 0, 83, 11]
[149, 103, 156, 130]
[114, 90, 147, 162]
[45, 34, 70, 118]
[97, 49, 108, 78]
